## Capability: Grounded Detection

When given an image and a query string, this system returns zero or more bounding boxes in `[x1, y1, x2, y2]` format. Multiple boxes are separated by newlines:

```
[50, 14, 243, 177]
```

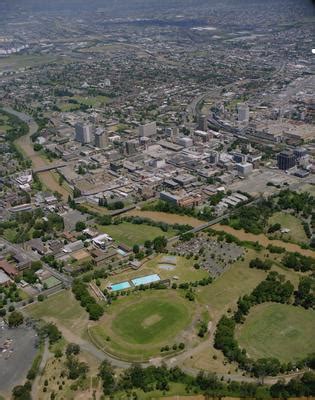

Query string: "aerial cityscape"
[0, 0, 314, 399]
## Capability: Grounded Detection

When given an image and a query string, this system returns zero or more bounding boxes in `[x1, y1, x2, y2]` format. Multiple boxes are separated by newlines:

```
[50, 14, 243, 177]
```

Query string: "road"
[31, 340, 51, 400]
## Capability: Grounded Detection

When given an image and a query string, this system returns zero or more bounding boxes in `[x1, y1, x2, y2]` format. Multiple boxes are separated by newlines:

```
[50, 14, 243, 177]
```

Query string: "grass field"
[112, 298, 189, 344]
[0, 113, 11, 133]
[0, 54, 61, 71]
[98, 222, 176, 247]
[25, 290, 87, 335]
[196, 249, 267, 315]
[236, 303, 315, 363]
[268, 211, 308, 244]
[57, 101, 81, 112]
[89, 291, 194, 361]
[126, 209, 203, 228]
[73, 95, 109, 107]
[299, 184, 315, 197]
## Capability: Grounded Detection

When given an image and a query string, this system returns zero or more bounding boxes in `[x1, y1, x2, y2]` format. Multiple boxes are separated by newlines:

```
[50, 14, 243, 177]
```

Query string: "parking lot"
[0, 320, 38, 396]
[175, 234, 244, 277]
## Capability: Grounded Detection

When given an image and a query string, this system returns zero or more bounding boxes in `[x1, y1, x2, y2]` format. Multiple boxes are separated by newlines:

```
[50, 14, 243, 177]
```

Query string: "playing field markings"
[142, 314, 162, 328]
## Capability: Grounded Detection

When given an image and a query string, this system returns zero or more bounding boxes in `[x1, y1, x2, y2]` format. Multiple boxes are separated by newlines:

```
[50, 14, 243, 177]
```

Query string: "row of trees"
[142, 199, 213, 221]
[97, 361, 315, 398]
[72, 280, 104, 320]
[249, 257, 272, 271]
[282, 252, 315, 272]
[120, 215, 192, 234]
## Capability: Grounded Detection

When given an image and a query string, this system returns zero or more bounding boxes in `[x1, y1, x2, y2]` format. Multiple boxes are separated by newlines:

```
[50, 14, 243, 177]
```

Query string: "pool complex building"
[109, 274, 161, 292]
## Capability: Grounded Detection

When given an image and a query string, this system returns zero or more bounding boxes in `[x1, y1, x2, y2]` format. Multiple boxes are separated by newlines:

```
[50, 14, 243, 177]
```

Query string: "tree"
[153, 236, 167, 252]
[37, 294, 45, 302]
[97, 215, 112, 225]
[253, 358, 281, 382]
[66, 355, 89, 379]
[144, 240, 152, 249]
[73, 187, 81, 198]
[87, 303, 104, 320]
[108, 201, 124, 210]
[41, 323, 62, 344]
[33, 143, 42, 152]
[66, 343, 80, 356]
[133, 244, 140, 254]
[12, 383, 32, 400]
[249, 258, 272, 271]
[99, 360, 116, 395]
[294, 277, 315, 309]
[8, 311, 24, 327]
[75, 221, 86, 232]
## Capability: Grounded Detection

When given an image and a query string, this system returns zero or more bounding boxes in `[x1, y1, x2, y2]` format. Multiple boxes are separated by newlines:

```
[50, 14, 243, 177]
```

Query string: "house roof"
[0, 260, 18, 276]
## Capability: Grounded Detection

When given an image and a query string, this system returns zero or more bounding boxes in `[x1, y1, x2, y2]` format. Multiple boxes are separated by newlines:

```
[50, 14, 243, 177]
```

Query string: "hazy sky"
[1, 0, 314, 19]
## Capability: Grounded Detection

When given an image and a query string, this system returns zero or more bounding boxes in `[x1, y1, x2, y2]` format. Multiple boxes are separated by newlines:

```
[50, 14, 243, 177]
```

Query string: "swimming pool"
[131, 274, 161, 287]
[110, 281, 131, 291]
[117, 248, 128, 256]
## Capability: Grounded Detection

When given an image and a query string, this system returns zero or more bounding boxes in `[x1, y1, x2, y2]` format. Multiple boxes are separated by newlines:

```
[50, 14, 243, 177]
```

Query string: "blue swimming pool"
[131, 274, 161, 287]
[110, 281, 131, 291]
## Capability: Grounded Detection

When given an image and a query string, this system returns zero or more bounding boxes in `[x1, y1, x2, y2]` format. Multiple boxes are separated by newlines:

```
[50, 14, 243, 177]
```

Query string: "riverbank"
[212, 224, 315, 257]
[3, 107, 69, 200]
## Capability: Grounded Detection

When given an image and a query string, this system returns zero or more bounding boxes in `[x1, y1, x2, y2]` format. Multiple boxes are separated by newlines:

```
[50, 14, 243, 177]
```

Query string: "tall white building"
[237, 103, 250, 124]
[75, 123, 92, 144]
[139, 122, 157, 137]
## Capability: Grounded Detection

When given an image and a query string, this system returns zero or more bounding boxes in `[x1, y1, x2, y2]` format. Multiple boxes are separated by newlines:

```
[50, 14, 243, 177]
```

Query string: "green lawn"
[236, 303, 315, 363]
[0, 114, 11, 133]
[89, 291, 194, 361]
[98, 222, 176, 247]
[144, 254, 209, 282]
[113, 298, 188, 344]
[57, 102, 81, 112]
[196, 249, 267, 317]
[268, 211, 308, 244]
[3, 228, 17, 242]
[0, 54, 60, 70]
[73, 95, 109, 107]
[42, 276, 62, 289]
[25, 290, 87, 335]
[299, 184, 315, 197]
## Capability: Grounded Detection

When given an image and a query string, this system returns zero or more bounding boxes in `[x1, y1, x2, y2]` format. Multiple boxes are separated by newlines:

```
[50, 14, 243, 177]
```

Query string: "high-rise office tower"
[75, 123, 92, 144]
[125, 140, 138, 155]
[237, 103, 250, 124]
[198, 115, 208, 131]
[277, 150, 296, 170]
[94, 128, 108, 148]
